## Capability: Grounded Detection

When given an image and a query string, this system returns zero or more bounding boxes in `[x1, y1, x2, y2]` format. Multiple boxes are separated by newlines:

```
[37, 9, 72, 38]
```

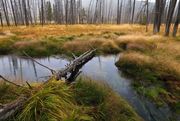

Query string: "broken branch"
[0, 75, 22, 88]
[23, 52, 56, 74]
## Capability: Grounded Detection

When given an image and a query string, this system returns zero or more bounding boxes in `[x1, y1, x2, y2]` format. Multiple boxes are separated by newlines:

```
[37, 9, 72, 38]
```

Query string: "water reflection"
[0, 55, 176, 121]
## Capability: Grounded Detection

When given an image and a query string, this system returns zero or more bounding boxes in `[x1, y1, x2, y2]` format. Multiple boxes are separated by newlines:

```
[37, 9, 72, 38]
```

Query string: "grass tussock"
[18, 81, 92, 121]
[116, 51, 180, 108]
[1, 78, 142, 121]
[0, 81, 21, 104]
[114, 32, 180, 109]
[74, 79, 142, 121]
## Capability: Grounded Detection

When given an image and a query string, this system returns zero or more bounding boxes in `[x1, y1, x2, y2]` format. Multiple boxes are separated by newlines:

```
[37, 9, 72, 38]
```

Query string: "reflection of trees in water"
[11, 56, 18, 77]
[5, 56, 39, 82]
[31, 61, 38, 82]
[98, 56, 102, 70]
[8, 57, 12, 74]
[20, 59, 23, 83]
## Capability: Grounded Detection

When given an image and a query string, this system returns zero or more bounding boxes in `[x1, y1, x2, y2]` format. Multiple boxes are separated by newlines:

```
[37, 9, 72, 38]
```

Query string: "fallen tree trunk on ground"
[0, 49, 96, 120]
[0, 97, 26, 120]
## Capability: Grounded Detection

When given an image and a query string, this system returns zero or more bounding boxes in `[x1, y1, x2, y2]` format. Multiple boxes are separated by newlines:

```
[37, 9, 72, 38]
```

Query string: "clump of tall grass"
[100, 41, 123, 54]
[74, 78, 142, 121]
[0, 36, 20, 55]
[0, 82, 20, 103]
[115, 52, 180, 106]
[62, 39, 104, 55]
[17, 80, 92, 121]
[0, 78, 142, 121]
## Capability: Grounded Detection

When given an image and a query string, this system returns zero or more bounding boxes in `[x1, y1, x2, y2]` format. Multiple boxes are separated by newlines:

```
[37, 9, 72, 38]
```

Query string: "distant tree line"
[0, 0, 179, 36]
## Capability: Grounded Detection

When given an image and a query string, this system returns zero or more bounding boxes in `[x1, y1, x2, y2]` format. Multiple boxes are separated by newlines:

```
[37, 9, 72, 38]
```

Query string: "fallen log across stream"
[0, 49, 96, 120]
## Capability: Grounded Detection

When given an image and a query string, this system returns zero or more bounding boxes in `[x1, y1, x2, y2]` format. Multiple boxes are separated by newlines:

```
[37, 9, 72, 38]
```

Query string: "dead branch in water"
[23, 52, 56, 74]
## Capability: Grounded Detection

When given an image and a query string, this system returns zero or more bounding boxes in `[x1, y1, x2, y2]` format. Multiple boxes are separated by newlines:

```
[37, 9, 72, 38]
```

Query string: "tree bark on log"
[56, 49, 96, 82]
[0, 97, 26, 120]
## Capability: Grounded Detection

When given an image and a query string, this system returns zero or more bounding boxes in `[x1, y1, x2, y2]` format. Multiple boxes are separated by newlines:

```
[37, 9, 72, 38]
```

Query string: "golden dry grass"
[116, 51, 180, 106]
[0, 24, 168, 40]
[0, 24, 179, 56]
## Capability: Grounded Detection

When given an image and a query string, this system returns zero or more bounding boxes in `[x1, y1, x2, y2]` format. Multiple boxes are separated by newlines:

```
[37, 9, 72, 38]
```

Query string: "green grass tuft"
[1, 78, 142, 121]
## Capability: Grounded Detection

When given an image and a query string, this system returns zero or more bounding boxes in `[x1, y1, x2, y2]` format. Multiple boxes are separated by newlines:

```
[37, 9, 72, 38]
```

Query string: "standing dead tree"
[0, 11, 3, 27]
[1, 0, 10, 26]
[146, 0, 149, 32]
[10, 0, 17, 26]
[117, 0, 123, 24]
[165, 0, 178, 36]
[153, 0, 166, 34]
[41, 0, 44, 26]
[22, 0, 29, 26]
[173, 1, 180, 37]
[0, 0, 178, 37]
[131, 0, 136, 24]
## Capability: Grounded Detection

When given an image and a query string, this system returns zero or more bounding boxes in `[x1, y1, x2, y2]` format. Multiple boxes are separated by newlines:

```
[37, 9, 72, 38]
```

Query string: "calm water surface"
[0, 55, 176, 121]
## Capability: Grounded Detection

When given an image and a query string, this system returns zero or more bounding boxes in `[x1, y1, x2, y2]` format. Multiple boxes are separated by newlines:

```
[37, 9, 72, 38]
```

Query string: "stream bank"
[0, 55, 177, 121]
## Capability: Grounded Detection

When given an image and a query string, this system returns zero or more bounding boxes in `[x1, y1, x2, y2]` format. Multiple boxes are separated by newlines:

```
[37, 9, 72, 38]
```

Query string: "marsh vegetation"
[0, 78, 142, 121]
[0, 24, 180, 121]
[0, 0, 180, 120]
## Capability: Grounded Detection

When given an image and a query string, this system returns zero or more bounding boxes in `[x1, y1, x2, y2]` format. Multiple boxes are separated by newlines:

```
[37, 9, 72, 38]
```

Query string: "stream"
[0, 55, 176, 121]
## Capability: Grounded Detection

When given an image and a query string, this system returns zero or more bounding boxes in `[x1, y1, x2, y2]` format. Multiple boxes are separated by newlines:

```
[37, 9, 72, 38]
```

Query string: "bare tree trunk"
[117, 0, 120, 24]
[10, 0, 17, 26]
[153, 0, 166, 34]
[173, 1, 180, 37]
[146, 0, 149, 32]
[27, 0, 33, 25]
[22, 0, 29, 26]
[119, 0, 123, 24]
[131, 0, 136, 23]
[157, 0, 166, 32]
[0, 12, 3, 27]
[18, 0, 24, 25]
[65, 0, 69, 24]
[1, 0, 10, 26]
[165, 0, 177, 36]
[94, 0, 99, 24]
[41, 0, 44, 26]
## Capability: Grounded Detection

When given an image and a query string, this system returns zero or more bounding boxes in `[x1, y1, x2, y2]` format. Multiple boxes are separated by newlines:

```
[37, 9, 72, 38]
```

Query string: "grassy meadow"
[0, 24, 172, 56]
